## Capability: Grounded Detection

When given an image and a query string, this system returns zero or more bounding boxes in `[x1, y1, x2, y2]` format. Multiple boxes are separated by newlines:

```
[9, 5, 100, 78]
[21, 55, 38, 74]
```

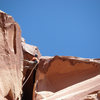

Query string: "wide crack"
[22, 66, 37, 100]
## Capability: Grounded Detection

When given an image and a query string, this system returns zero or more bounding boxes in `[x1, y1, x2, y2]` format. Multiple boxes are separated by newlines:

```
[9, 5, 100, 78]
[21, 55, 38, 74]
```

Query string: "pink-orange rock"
[97, 91, 100, 100]
[84, 97, 95, 100]
[1, 10, 100, 100]
[21, 38, 41, 61]
[0, 11, 23, 100]
[21, 39, 41, 100]
[21, 37, 41, 78]
[34, 56, 100, 100]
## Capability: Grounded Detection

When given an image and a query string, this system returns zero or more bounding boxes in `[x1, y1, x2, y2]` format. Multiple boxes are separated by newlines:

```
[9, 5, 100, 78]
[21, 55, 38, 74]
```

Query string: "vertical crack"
[0, 13, 10, 54]
[13, 24, 17, 54]
[22, 68, 37, 100]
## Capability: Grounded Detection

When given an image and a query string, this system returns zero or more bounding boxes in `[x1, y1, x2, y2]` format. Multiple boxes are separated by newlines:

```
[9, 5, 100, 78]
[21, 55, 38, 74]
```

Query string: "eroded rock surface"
[0, 11, 23, 100]
[21, 39, 41, 100]
[34, 56, 100, 100]
[0, 10, 100, 100]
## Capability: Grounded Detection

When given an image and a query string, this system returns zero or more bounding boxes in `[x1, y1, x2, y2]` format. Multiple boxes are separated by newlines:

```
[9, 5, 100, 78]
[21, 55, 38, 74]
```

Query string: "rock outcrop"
[0, 11, 23, 100]
[21, 39, 41, 100]
[34, 56, 100, 100]
[0, 10, 100, 100]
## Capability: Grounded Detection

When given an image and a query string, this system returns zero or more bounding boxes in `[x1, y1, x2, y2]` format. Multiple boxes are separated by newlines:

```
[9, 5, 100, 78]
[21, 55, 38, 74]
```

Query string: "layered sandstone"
[34, 56, 100, 100]
[0, 11, 23, 100]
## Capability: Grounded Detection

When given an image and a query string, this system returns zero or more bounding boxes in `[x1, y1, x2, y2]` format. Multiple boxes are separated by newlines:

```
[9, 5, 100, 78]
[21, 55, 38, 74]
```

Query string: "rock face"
[21, 39, 41, 100]
[34, 56, 100, 100]
[0, 11, 23, 100]
[0, 10, 100, 100]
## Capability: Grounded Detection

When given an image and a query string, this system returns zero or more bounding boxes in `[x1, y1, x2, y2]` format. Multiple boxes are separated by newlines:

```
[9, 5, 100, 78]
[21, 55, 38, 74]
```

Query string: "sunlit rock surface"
[0, 10, 23, 100]
[34, 56, 100, 100]
[0, 10, 100, 100]
[21, 38, 41, 100]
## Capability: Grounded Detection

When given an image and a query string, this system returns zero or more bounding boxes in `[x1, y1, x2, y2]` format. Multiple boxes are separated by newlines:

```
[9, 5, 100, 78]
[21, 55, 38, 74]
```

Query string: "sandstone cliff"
[0, 11, 100, 100]
[34, 56, 100, 100]
[21, 38, 41, 100]
[0, 11, 23, 100]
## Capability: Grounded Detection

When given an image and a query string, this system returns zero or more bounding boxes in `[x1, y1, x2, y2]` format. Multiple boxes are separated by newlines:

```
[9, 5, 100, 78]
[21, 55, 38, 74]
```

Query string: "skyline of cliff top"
[1, 0, 100, 58]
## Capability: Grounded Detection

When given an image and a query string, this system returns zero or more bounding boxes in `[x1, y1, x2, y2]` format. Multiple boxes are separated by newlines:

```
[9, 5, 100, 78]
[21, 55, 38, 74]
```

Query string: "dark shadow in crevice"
[5, 89, 13, 100]
[22, 68, 36, 100]
[13, 25, 17, 54]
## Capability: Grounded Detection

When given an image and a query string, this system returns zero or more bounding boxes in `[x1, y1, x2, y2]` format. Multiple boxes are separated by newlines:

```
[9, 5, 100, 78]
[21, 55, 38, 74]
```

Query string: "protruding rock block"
[34, 56, 100, 100]
[21, 39, 41, 100]
[97, 91, 100, 100]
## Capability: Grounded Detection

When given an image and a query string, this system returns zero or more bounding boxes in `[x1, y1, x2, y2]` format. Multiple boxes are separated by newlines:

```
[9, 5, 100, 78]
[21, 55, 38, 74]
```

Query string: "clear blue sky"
[1, 0, 100, 58]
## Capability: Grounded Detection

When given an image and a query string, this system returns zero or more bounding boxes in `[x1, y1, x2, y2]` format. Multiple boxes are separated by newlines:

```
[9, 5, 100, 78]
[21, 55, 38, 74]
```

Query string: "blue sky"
[1, 0, 100, 58]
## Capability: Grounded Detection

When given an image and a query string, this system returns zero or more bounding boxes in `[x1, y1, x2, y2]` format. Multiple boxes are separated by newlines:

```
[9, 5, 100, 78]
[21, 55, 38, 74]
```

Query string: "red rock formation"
[0, 11, 23, 100]
[21, 37, 41, 80]
[21, 39, 41, 100]
[1, 10, 100, 100]
[34, 56, 100, 100]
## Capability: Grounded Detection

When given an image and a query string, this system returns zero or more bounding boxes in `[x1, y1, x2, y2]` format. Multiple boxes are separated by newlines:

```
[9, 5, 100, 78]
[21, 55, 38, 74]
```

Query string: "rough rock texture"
[1, 10, 100, 100]
[21, 38, 41, 61]
[34, 56, 100, 100]
[21, 37, 41, 79]
[0, 11, 23, 100]
[21, 39, 41, 100]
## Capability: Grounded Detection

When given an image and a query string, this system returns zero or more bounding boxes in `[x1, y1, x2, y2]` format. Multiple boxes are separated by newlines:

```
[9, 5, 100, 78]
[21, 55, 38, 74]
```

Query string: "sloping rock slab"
[34, 56, 100, 100]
